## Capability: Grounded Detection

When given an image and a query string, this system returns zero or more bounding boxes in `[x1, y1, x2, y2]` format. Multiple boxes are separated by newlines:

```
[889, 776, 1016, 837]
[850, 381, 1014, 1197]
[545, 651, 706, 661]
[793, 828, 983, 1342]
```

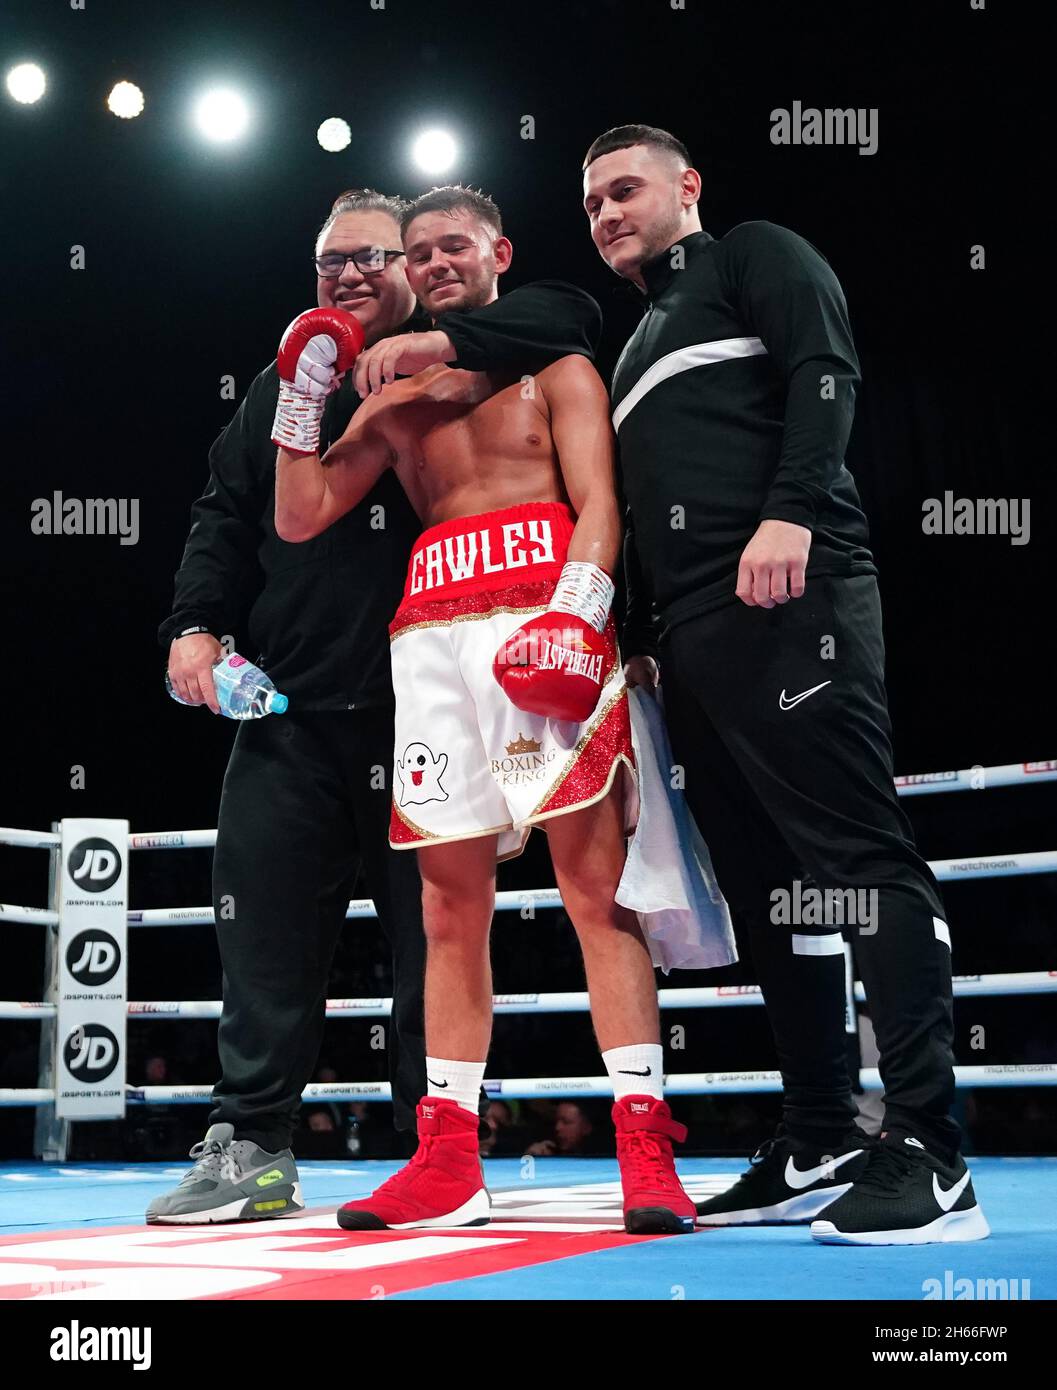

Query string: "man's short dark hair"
[582, 124, 691, 171]
[316, 187, 409, 252]
[401, 184, 503, 240]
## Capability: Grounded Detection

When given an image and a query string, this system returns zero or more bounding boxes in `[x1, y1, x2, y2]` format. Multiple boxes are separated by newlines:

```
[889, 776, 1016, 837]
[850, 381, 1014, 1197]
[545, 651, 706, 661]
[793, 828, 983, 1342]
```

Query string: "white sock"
[603, 1043, 664, 1102]
[425, 1056, 486, 1115]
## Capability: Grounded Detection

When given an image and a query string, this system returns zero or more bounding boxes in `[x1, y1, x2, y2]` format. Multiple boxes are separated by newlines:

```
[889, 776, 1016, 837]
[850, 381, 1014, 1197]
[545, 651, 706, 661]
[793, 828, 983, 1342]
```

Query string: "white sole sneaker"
[147, 1180, 304, 1225]
[388, 1187, 492, 1230]
[810, 1203, 991, 1246]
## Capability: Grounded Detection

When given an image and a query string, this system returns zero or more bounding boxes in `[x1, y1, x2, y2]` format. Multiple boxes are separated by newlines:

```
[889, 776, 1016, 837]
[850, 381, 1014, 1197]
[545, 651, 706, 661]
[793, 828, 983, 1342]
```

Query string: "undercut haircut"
[582, 124, 691, 171]
[400, 184, 503, 240]
[316, 188, 409, 252]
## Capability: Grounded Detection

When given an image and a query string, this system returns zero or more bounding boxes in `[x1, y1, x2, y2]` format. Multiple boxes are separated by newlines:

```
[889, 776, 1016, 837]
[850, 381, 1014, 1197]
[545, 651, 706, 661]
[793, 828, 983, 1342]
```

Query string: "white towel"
[616, 686, 738, 974]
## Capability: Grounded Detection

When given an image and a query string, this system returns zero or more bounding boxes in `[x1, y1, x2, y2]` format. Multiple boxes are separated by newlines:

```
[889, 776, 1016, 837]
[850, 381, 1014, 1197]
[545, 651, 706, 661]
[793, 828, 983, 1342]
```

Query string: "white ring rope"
[3, 1064, 1056, 1109]
[1, 757, 1053, 1111]
[1, 759, 1054, 856]
[6, 846, 1056, 933]
[6, 846, 1056, 930]
[894, 761, 1057, 796]
[0, 828, 60, 849]
[2, 971, 1054, 1023]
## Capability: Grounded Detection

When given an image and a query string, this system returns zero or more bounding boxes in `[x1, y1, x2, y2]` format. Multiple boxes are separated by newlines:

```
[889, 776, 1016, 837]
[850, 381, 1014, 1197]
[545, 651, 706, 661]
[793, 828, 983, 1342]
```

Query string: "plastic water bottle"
[166, 653, 289, 720]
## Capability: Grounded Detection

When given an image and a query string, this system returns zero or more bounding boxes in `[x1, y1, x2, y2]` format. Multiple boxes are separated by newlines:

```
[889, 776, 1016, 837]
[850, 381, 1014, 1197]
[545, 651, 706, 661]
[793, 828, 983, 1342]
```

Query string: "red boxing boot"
[337, 1097, 490, 1230]
[613, 1095, 696, 1234]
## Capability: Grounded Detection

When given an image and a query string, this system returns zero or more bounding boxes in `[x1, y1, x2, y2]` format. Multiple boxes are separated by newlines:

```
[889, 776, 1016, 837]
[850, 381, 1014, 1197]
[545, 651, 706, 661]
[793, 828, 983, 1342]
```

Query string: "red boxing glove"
[272, 307, 365, 456]
[493, 612, 608, 723]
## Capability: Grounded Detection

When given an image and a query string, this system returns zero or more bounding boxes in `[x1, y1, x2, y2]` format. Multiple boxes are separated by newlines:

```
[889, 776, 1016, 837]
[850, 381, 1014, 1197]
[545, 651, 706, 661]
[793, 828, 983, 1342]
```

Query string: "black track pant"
[208, 708, 426, 1149]
[660, 575, 960, 1160]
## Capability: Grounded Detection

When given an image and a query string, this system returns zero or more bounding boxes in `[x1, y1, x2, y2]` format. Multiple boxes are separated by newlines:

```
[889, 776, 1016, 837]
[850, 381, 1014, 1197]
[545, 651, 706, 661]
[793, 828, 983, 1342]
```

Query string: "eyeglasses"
[314, 247, 405, 277]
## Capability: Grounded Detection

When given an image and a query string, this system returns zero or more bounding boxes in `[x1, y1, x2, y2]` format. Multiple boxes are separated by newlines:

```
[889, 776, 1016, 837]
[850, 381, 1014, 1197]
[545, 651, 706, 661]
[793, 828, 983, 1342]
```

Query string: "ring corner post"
[33, 819, 69, 1162]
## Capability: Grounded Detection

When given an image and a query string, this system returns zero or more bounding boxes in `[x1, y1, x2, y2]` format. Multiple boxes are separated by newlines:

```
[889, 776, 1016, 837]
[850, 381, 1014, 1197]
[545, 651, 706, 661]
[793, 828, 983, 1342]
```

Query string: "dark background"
[1, 0, 1052, 1159]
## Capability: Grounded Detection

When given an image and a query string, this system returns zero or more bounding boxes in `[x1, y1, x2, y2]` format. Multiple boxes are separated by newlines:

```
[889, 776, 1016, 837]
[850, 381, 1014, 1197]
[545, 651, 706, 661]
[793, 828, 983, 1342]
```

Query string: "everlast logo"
[410, 519, 555, 595]
[537, 634, 604, 684]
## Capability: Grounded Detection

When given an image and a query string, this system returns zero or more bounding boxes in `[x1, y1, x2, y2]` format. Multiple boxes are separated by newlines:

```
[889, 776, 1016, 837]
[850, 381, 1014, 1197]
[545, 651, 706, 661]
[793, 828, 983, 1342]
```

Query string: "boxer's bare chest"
[381, 366, 562, 518]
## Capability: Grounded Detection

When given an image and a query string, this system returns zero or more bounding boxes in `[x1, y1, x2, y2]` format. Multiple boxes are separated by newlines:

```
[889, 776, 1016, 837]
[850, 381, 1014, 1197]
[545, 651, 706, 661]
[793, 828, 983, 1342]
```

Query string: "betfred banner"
[55, 819, 129, 1119]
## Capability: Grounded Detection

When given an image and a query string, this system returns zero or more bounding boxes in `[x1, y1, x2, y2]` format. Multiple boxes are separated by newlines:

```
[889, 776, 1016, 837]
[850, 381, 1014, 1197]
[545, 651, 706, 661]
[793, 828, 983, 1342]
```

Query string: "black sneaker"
[695, 1129, 872, 1226]
[811, 1133, 990, 1246]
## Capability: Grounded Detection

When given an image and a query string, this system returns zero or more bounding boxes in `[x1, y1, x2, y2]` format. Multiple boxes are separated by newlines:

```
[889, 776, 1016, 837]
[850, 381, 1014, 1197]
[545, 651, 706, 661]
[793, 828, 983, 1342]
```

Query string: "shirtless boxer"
[273, 186, 694, 1235]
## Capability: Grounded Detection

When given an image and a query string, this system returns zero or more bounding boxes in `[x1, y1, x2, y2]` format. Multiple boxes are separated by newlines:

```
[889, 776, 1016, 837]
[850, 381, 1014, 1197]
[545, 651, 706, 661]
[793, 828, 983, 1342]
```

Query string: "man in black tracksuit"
[582, 126, 988, 1244]
[147, 188, 601, 1224]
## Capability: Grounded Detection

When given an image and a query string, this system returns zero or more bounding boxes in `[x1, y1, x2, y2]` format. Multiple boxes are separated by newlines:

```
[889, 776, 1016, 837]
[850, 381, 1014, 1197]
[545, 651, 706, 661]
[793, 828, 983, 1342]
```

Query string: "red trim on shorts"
[531, 688, 634, 820]
[389, 805, 426, 848]
[390, 579, 555, 638]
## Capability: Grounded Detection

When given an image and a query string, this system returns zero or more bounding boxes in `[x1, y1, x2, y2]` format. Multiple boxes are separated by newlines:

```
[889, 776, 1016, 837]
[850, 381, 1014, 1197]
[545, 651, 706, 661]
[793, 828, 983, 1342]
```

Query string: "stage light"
[412, 128, 457, 176]
[192, 87, 250, 143]
[107, 81, 144, 119]
[317, 117, 351, 152]
[6, 63, 46, 105]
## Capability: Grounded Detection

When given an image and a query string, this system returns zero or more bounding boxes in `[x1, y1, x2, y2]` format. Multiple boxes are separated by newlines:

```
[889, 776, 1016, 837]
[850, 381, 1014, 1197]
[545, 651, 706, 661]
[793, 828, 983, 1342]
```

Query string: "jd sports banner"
[54, 819, 129, 1120]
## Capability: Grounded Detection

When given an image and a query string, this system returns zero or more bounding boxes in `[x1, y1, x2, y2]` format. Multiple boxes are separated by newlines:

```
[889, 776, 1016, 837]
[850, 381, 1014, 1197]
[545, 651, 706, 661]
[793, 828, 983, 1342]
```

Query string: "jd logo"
[66, 930, 121, 986]
[67, 838, 122, 893]
[64, 1024, 120, 1081]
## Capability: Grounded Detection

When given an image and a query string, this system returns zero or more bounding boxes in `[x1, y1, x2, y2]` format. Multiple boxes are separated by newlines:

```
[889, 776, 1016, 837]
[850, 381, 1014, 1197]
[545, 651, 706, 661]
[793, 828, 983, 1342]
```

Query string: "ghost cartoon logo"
[67, 838, 122, 893]
[397, 742, 449, 806]
[64, 1023, 120, 1082]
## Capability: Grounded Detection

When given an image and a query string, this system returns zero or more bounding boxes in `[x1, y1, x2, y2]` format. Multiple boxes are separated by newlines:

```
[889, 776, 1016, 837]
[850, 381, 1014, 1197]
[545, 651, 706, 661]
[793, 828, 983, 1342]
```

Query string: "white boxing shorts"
[388, 501, 635, 860]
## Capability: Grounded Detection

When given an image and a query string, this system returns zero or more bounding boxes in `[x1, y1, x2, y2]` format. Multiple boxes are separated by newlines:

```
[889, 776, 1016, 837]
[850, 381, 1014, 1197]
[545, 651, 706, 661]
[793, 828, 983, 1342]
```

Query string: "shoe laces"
[735, 1135, 780, 1179]
[749, 1137, 780, 1168]
[373, 1130, 439, 1194]
[855, 1142, 918, 1195]
[186, 1137, 241, 1185]
[623, 1128, 675, 1187]
[408, 1130, 438, 1168]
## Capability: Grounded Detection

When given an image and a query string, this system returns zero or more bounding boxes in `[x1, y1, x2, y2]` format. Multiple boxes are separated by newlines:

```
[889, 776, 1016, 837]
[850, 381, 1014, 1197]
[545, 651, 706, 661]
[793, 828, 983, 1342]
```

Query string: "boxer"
[272, 185, 695, 1235]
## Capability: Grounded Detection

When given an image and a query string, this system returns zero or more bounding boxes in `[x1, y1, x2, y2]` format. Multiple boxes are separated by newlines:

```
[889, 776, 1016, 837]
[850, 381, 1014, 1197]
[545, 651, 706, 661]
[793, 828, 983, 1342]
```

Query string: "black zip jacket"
[614, 223, 876, 650]
[159, 281, 602, 709]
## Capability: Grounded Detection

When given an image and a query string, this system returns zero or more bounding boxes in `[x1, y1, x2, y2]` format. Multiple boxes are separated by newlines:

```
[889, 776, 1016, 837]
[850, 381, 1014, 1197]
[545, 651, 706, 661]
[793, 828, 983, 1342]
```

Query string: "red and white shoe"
[613, 1095, 696, 1234]
[337, 1097, 490, 1230]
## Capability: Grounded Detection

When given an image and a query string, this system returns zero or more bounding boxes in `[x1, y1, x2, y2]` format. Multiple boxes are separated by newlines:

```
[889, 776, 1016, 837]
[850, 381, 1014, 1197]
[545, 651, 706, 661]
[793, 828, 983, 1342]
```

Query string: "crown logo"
[506, 731, 542, 755]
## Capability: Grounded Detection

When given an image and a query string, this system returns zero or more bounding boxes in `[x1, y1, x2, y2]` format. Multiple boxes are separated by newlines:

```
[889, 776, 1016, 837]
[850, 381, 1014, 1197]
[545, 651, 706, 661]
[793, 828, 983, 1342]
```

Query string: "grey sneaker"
[145, 1123, 304, 1224]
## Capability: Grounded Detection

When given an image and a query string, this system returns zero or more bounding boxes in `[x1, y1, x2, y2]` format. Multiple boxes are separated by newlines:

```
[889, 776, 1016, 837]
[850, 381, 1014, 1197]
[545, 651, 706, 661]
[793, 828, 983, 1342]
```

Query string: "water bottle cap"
[270, 693, 289, 714]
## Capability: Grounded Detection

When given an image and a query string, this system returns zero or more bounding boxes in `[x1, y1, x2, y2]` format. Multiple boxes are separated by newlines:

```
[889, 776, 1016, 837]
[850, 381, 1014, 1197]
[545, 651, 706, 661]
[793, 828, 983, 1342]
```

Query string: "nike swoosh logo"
[784, 1148, 863, 1190]
[618, 1067, 652, 1077]
[427, 1078, 449, 1088]
[779, 681, 832, 711]
[239, 1161, 287, 1186]
[933, 1170, 971, 1212]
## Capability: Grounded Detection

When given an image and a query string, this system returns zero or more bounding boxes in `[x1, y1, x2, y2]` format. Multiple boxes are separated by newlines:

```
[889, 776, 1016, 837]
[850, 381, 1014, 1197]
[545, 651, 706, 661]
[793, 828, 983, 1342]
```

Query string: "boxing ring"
[1, 759, 1055, 1300]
